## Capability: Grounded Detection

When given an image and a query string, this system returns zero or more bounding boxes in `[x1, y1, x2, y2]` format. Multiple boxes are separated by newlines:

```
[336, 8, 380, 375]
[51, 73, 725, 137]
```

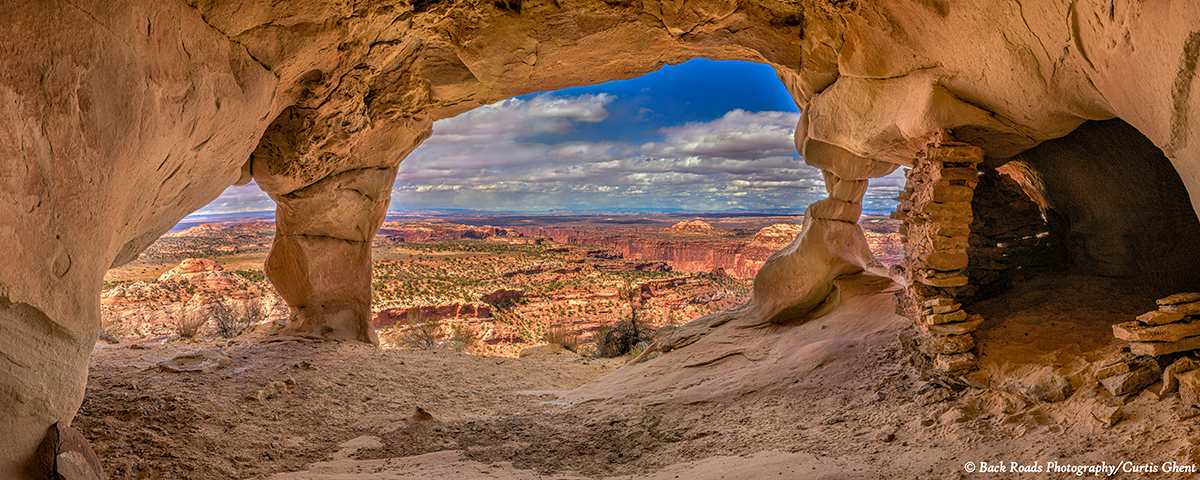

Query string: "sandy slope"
[78, 274, 1200, 479]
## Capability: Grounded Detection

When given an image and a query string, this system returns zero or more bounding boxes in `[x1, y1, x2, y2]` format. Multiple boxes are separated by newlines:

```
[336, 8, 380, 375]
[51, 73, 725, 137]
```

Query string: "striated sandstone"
[4, 0, 1200, 475]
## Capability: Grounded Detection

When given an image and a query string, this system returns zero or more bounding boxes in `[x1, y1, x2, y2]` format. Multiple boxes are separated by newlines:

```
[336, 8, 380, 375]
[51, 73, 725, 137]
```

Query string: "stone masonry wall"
[893, 143, 984, 374]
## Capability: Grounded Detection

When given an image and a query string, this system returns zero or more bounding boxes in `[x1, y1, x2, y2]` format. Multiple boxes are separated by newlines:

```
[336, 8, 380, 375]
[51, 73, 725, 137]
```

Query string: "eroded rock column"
[264, 167, 398, 345]
[893, 143, 983, 374]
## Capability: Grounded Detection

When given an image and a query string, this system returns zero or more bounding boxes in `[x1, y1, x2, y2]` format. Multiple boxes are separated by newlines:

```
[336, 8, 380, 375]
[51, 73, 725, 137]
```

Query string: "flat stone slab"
[1158, 292, 1200, 306]
[924, 309, 967, 325]
[158, 349, 232, 373]
[1137, 310, 1187, 326]
[1159, 301, 1200, 315]
[1113, 318, 1200, 343]
[935, 352, 976, 374]
[1129, 335, 1200, 356]
[924, 314, 983, 336]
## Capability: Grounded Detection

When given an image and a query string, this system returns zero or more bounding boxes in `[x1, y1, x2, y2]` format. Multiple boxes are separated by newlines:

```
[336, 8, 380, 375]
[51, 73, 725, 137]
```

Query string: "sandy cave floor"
[76, 278, 1200, 479]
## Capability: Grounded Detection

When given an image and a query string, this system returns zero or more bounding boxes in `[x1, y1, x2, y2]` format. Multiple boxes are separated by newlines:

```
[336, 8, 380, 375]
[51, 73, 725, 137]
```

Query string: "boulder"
[1179, 370, 1200, 408]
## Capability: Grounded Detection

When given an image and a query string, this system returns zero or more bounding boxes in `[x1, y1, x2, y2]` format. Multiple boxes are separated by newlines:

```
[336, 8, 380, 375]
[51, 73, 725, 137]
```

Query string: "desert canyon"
[5, 0, 1200, 478]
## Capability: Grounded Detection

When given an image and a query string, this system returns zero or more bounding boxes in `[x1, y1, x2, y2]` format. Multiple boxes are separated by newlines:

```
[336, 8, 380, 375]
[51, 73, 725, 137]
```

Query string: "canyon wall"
[567, 229, 796, 279]
[3, 0, 1200, 476]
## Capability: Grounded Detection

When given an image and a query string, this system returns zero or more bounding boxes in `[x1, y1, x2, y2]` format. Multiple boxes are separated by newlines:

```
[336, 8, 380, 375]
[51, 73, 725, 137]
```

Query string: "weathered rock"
[480, 289, 524, 307]
[158, 350, 232, 373]
[1129, 336, 1200, 357]
[1160, 302, 1200, 315]
[1092, 405, 1124, 428]
[664, 220, 713, 233]
[926, 303, 962, 315]
[1137, 310, 1189, 326]
[1158, 293, 1200, 306]
[1096, 362, 1130, 381]
[924, 310, 967, 325]
[916, 334, 975, 355]
[923, 315, 984, 336]
[916, 272, 969, 288]
[934, 353, 977, 374]
[1100, 362, 1162, 397]
[1179, 370, 1200, 408]
[922, 297, 956, 308]
[1113, 319, 1200, 343]
[4, 0, 1200, 474]
[1161, 358, 1198, 397]
[46, 423, 106, 480]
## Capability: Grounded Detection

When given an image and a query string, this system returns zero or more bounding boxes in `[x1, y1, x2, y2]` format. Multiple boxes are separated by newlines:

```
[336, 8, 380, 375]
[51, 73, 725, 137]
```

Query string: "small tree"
[617, 277, 645, 338]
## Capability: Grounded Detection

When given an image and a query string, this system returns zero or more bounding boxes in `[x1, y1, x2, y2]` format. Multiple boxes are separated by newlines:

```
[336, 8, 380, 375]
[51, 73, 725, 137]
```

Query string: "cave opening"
[97, 58, 906, 359]
[958, 119, 1200, 397]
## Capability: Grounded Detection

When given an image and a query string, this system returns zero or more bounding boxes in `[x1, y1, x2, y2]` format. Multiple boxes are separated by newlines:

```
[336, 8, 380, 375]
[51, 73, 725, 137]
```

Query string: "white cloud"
[426, 93, 615, 144]
[639, 110, 801, 160]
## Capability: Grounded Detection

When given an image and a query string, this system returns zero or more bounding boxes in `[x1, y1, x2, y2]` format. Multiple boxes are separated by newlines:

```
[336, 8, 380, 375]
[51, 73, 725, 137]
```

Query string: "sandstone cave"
[4, 0, 1200, 478]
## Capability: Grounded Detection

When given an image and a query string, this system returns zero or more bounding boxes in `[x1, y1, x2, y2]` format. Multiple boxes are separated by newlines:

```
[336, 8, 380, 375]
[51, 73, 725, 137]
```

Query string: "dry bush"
[594, 321, 643, 358]
[214, 298, 264, 338]
[174, 307, 208, 339]
[543, 323, 578, 352]
[98, 309, 128, 344]
[402, 310, 442, 349]
[447, 323, 477, 351]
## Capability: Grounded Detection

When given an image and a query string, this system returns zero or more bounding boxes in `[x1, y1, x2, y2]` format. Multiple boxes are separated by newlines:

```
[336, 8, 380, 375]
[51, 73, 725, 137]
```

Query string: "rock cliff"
[3, 0, 1200, 475]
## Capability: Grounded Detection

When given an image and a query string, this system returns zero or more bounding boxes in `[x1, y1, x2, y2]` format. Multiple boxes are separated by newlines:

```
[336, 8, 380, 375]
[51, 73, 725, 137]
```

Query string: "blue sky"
[194, 59, 904, 216]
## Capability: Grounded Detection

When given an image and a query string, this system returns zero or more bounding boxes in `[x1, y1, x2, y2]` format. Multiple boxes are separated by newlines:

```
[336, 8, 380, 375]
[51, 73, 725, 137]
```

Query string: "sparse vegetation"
[446, 322, 478, 351]
[543, 322, 579, 352]
[402, 310, 442, 349]
[594, 320, 643, 358]
[212, 297, 264, 338]
[173, 306, 208, 338]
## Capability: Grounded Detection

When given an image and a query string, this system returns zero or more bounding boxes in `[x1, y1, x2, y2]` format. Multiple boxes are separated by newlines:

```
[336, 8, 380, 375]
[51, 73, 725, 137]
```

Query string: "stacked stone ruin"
[893, 143, 984, 374]
[1099, 293, 1200, 406]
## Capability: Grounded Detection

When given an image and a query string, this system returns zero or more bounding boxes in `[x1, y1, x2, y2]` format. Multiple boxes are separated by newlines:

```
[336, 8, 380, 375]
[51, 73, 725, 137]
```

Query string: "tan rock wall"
[4, 0, 1200, 475]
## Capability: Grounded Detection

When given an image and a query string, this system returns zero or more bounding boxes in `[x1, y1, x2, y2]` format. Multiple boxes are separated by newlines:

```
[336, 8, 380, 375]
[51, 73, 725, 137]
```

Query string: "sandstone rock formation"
[663, 220, 714, 233]
[4, 0, 1200, 475]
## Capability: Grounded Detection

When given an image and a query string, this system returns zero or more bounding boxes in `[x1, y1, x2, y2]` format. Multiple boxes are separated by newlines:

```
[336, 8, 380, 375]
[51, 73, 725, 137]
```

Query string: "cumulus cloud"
[426, 93, 615, 144]
[390, 94, 899, 213]
[639, 110, 800, 160]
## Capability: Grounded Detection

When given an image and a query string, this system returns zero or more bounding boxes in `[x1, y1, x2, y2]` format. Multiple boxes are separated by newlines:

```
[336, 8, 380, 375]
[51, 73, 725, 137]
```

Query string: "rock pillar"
[264, 167, 399, 345]
[893, 142, 983, 374]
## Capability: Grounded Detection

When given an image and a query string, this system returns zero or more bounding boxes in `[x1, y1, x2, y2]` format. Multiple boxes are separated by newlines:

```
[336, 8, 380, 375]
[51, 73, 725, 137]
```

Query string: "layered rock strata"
[5, 0, 1200, 475]
[893, 143, 984, 374]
